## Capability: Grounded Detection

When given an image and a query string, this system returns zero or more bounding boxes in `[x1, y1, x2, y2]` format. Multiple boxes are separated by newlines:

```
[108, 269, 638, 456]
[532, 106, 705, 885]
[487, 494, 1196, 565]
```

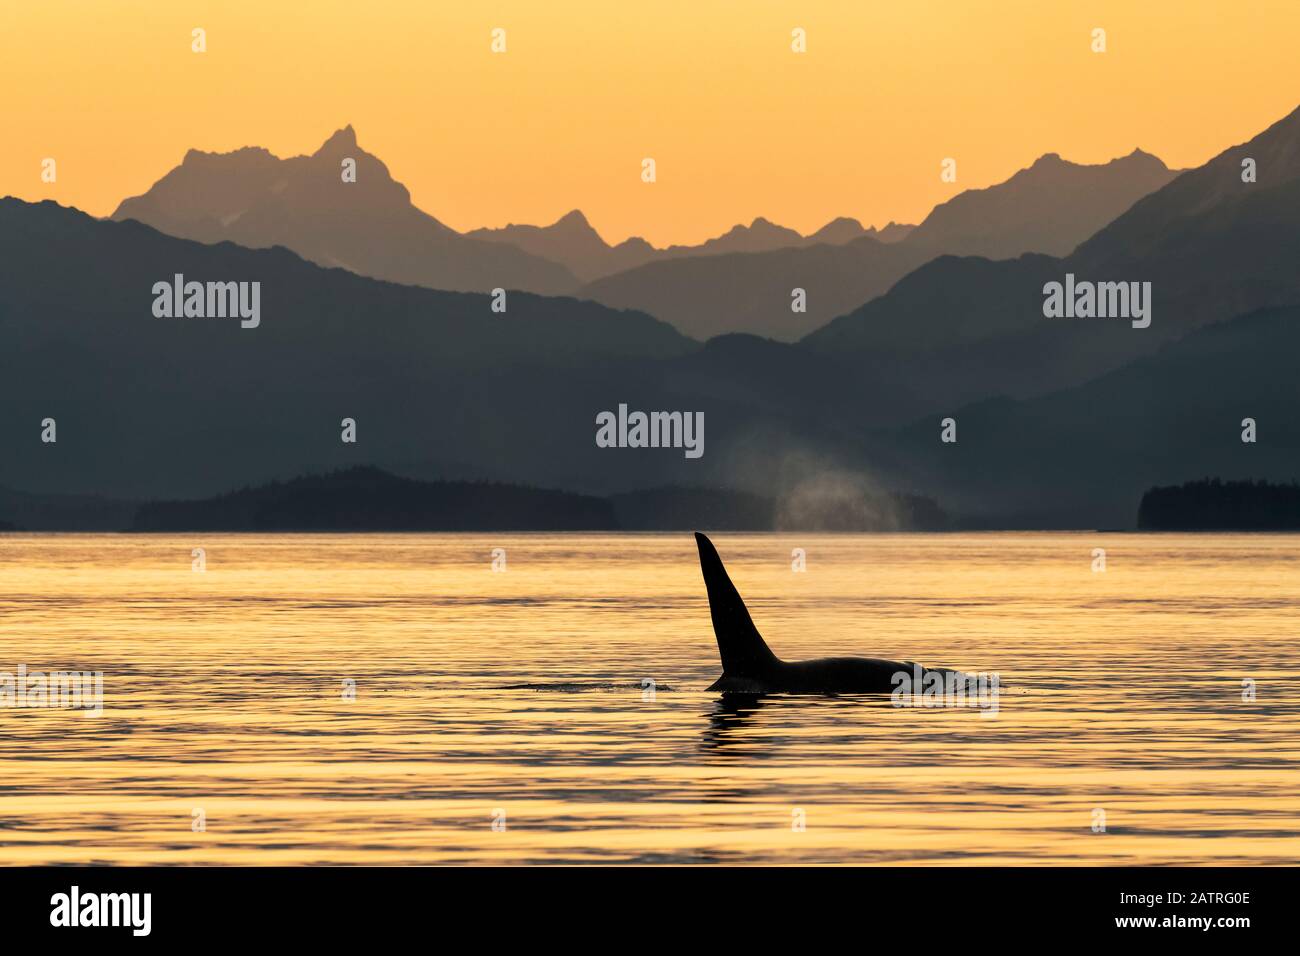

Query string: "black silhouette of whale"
[695, 532, 967, 695]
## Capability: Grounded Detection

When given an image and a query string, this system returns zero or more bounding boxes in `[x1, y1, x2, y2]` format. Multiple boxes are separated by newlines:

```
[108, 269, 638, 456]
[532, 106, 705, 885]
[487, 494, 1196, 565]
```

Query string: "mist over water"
[1, 532, 1297, 865]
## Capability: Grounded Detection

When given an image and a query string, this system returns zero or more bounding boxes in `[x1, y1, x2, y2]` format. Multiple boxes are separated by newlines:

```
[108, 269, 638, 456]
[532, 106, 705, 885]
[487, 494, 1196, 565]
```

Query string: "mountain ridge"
[113, 127, 579, 295]
[901, 147, 1180, 259]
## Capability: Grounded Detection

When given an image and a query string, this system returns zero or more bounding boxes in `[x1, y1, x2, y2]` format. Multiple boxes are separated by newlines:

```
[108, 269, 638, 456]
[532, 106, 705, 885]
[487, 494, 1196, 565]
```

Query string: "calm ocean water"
[1, 532, 1297, 865]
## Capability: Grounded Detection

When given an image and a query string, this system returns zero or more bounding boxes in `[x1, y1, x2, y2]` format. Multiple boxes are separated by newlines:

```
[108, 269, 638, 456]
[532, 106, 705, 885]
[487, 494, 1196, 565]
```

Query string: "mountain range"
[806, 104, 1300, 407]
[903, 149, 1179, 259]
[467, 211, 914, 284]
[0, 197, 692, 500]
[579, 149, 1180, 340]
[112, 126, 918, 303]
[112, 127, 579, 295]
[111, 126, 1181, 342]
[6, 104, 1300, 528]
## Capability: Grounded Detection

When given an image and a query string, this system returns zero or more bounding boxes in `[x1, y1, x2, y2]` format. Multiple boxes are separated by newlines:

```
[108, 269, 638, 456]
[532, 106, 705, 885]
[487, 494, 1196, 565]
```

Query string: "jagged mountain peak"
[314, 124, 359, 156]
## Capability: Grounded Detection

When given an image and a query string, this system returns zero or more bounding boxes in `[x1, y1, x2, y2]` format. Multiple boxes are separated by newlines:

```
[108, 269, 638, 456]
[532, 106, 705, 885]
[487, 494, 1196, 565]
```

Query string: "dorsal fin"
[694, 532, 781, 677]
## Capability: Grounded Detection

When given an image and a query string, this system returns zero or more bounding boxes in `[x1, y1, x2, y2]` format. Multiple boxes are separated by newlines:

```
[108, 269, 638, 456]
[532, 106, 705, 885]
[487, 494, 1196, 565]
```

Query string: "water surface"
[1, 532, 1297, 864]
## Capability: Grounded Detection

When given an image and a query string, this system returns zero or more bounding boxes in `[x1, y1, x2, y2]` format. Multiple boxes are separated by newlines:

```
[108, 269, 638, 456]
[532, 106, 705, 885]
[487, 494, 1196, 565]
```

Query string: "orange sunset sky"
[3, 0, 1298, 246]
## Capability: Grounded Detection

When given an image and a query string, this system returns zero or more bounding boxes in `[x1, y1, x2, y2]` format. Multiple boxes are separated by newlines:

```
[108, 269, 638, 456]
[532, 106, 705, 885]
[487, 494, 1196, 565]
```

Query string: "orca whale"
[695, 532, 967, 695]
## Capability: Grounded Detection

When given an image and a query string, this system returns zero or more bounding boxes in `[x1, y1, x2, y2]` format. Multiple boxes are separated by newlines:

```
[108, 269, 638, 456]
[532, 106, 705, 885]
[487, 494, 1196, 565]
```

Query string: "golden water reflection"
[1, 532, 1297, 864]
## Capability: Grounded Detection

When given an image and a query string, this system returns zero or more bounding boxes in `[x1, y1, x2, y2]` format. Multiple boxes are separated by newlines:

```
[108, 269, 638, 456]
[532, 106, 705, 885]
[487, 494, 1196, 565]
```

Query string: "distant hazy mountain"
[11, 105, 1300, 530]
[661, 216, 805, 257]
[580, 235, 934, 341]
[873, 305, 1300, 527]
[467, 210, 658, 283]
[808, 253, 1060, 355]
[902, 149, 1179, 259]
[607, 215, 908, 262]
[0, 199, 693, 499]
[573, 150, 1174, 341]
[112, 127, 579, 295]
[1071, 105, 1300, 269]
[806, 105, 1300, 409]
[2, 197, 944, 515]
[807, 217, 915, 245]
[670, 216, 917, 254]
[470, 213, 916, 286]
